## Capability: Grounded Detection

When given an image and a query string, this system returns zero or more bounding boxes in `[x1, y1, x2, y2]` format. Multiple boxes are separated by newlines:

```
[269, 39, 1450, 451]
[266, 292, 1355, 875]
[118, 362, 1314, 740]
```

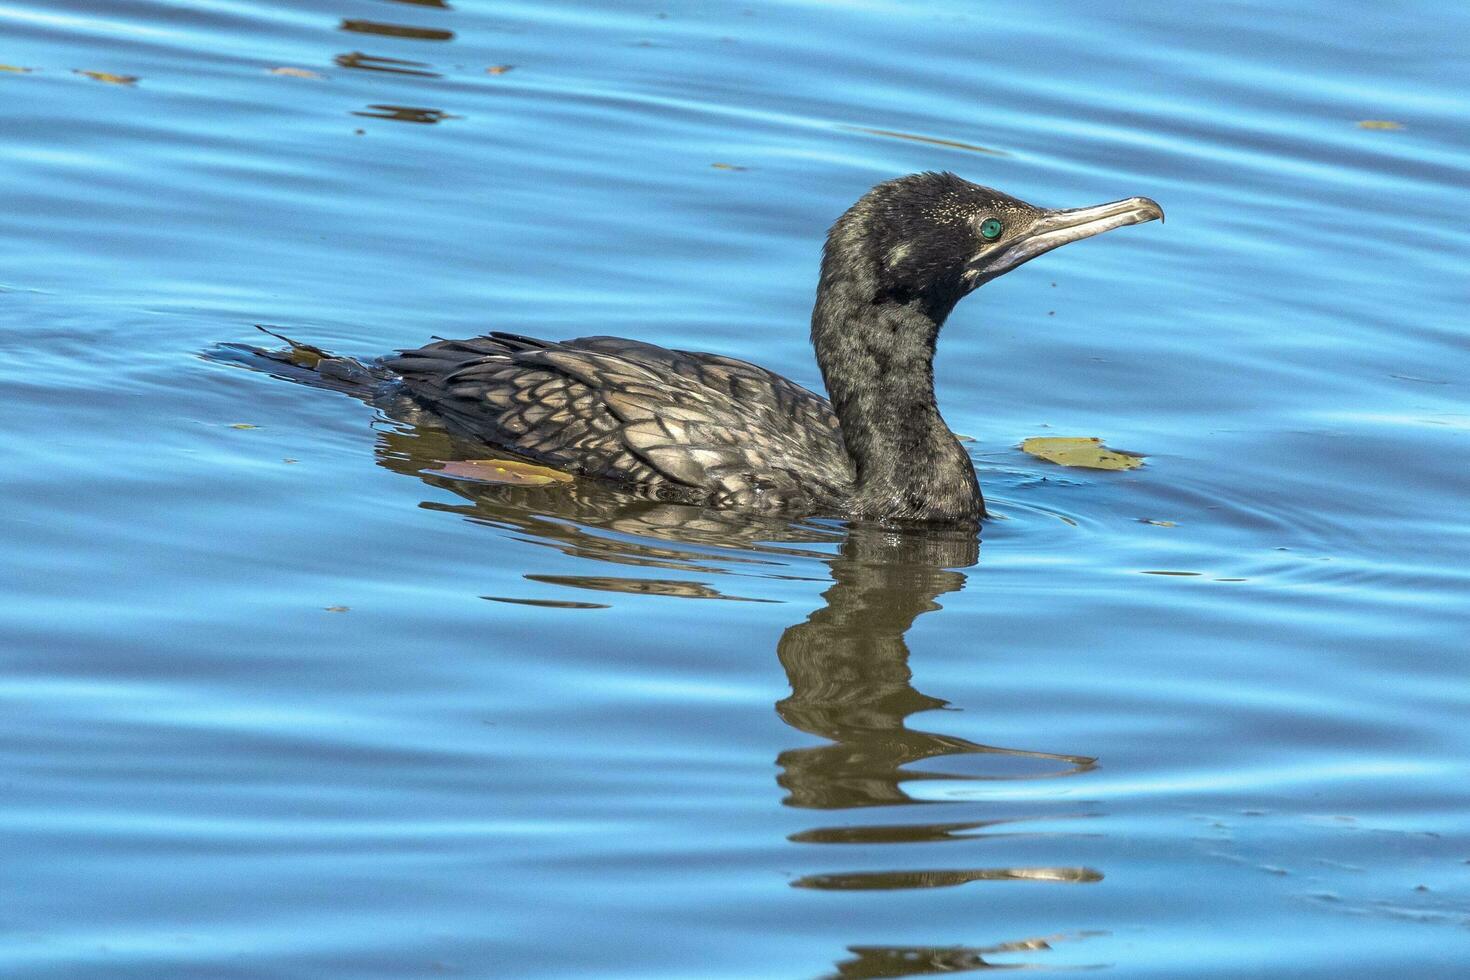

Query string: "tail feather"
[254, 324, 334, 368]
[202, 325, 395, 399]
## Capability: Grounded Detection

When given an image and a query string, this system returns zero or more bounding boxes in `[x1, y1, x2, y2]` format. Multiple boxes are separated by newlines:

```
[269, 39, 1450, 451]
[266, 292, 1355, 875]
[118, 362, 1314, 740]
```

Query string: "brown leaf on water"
[324, 605, 350, 613]
[75, 70, 138, 85]
[710, 162, 748, 171]
[0, 65, 33, 73]
[270, 66, 324, 79]
[1357, 120, 1404, 130]
[1020, 436, 1144, 470]
[434, 458, 574, 486]
[485, 64, 515, 75]
[1139, 518, 1176, 527]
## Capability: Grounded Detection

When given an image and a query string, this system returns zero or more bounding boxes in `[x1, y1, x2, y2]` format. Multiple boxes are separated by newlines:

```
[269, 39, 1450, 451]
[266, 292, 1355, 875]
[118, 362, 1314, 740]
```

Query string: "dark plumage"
[381, 333, 854, 512]
[244, 172, 1162, 524]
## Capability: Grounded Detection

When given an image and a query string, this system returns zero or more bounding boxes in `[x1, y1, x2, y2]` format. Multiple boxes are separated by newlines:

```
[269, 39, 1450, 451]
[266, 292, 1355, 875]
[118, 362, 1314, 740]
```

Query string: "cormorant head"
[824, 171, 1163, 321]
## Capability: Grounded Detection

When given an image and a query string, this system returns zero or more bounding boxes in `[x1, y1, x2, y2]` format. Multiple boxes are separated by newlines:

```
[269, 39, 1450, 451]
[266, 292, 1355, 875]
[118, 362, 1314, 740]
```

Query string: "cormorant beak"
[971, 196, 1163, 283]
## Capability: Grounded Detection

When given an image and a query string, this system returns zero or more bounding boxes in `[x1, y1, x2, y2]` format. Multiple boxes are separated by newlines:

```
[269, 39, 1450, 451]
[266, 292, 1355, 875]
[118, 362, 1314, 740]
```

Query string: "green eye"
[979, 218, 1004, 241]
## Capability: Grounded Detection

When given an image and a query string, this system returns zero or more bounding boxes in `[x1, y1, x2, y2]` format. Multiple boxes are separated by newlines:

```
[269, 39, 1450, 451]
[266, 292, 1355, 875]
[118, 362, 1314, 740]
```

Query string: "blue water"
[2, 1, 1468, 976]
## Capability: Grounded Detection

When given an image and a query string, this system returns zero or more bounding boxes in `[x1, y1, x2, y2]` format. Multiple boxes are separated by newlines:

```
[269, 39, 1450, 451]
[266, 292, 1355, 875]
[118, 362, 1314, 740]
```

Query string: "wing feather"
[383, 333, 853, 509]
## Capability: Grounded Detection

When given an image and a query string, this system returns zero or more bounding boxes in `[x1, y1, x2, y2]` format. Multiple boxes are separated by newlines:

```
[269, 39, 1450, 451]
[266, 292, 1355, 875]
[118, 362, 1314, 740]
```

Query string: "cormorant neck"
[811, 278, 983, 524]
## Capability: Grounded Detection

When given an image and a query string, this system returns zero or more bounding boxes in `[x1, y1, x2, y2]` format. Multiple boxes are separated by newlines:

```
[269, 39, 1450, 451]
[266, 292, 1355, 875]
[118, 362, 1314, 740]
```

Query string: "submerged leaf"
[1020, 436, 1144, 470]
[324, 605, 350, 613]
[434, 458, 574, 486]
[1357, 119, 1403, 130]
[76, 70, 138, 85]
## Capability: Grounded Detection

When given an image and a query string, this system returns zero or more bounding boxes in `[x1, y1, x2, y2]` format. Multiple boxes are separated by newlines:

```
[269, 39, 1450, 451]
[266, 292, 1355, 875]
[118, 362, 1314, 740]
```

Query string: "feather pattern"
[383, 333, 855, 512]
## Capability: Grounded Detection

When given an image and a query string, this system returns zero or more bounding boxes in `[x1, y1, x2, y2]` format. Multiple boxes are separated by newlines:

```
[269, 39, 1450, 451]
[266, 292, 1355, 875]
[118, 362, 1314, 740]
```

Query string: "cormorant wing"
[385, 333, 854, 509]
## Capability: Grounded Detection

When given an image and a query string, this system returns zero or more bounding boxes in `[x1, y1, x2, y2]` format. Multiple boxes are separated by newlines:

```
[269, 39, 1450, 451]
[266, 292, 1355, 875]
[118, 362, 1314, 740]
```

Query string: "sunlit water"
[2, 1, 1467, 976]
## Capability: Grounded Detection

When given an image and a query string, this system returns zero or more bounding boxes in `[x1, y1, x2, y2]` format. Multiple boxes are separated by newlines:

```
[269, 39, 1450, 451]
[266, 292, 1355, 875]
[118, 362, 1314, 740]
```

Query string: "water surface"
[2, 1, 1468, 976]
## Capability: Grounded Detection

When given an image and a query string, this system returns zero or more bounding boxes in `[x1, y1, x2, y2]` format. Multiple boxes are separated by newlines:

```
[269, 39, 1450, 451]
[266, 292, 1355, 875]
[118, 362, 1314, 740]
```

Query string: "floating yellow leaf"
[0, 65, 33, 73]
[76, 70, 138, 85]
[270, 66, 324, 79]
[1357, 120, 1403, 130]
[485, 64, 515, 75]
[229, 423, 259, 430]
[1020, 436, 1144, 470]
[435, 458, 574, 486]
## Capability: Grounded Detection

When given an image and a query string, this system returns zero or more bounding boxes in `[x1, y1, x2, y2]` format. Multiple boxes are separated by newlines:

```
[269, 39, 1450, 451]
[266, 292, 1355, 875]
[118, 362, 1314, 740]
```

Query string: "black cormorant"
[247, 172, 1162, 524]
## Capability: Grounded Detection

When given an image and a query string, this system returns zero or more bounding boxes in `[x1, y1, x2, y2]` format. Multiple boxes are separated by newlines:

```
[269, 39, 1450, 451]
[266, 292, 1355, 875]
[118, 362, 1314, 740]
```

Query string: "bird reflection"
[362, 420, 1103, 971]
[776, 527, 1093, 811]
[204, 346, 1104, 976]
[767, 523, 1102, 979]
[361, 421, 1094, 823]
[828, 933, 1103, 979]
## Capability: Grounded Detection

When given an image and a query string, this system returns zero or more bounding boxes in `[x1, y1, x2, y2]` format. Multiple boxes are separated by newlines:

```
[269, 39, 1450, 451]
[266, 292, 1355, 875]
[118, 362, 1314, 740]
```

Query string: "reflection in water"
[831, 933, 1102, 979]
[793, 866, 1103, 891]
[205, 350, 1102, 976]
[334, 51, 441, 77]
[772, 525, 1102, 974]
[776, 529, 1095, 811]
[483, 595, 608, 610]
[524, 573, 777, 602]
[352, 104, 460, 124]
[788, 813, 1099, 845]
[839, 125, 1010, 158]
[394, 430, 1101, 966]
[340, 19, 454, 42]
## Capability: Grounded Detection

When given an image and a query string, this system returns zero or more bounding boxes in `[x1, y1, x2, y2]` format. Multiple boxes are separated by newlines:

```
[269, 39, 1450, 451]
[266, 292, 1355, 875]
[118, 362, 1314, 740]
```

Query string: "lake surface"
[2, 1, 1467, 976]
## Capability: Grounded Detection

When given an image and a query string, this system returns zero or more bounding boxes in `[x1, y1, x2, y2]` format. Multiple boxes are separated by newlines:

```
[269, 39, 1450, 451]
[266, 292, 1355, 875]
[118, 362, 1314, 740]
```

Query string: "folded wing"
[384, 333, 854, 510]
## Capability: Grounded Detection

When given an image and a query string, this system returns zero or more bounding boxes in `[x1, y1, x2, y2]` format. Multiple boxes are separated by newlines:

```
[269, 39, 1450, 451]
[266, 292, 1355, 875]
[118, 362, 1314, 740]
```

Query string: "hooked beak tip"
[1121, 196, 1165, 226]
